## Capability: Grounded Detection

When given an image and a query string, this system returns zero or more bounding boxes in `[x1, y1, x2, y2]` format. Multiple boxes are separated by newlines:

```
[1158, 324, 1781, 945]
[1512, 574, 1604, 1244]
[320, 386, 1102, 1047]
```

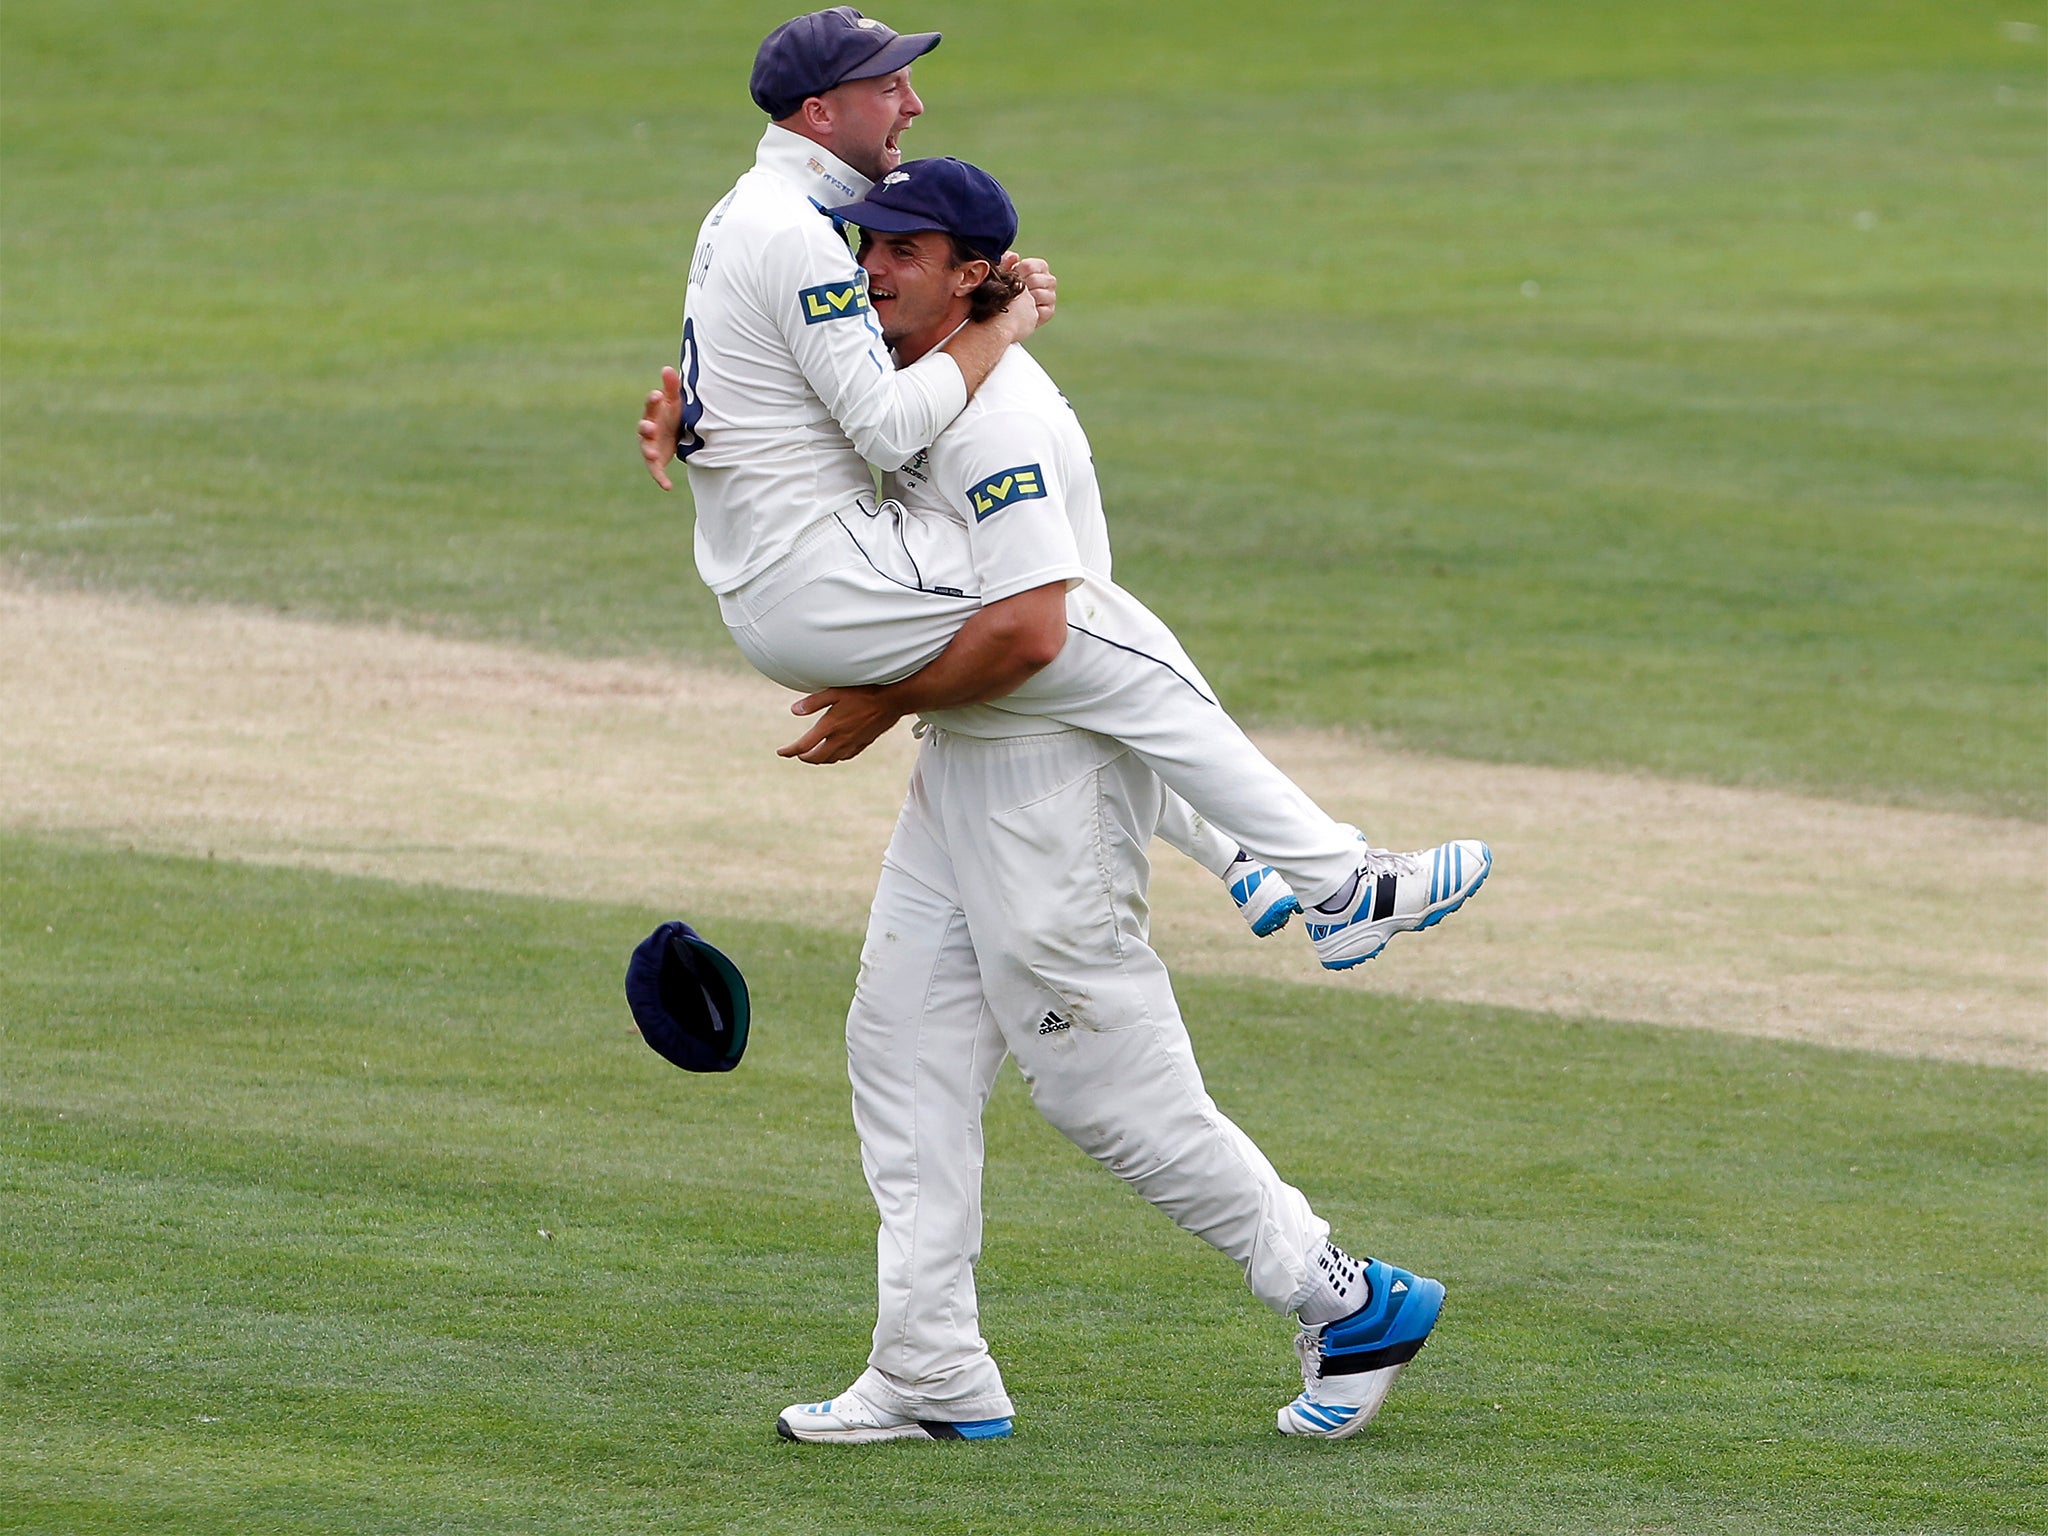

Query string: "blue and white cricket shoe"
[1277, 1258, 1446, 1440]
[775, 1384, 1012, 1444]
[1224, 851, 1300, 938]
[1303, 840, 1492, 970]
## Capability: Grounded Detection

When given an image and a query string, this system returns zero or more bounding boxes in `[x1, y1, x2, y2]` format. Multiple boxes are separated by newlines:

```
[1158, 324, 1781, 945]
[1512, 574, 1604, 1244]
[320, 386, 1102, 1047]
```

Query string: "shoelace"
[1294, 1326, 1325, 1389]
[1360, 844, 1426, 879]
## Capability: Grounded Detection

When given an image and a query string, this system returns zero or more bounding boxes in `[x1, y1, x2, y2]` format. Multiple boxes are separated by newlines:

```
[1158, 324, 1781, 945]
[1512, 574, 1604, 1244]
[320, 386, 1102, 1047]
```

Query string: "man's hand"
[638, 365, 683, 491]
[776, 583, 1068, 765]
[1008, 254, 1057, 327]
[998, 253, 1057, 342]
[777, 685, 908, 764]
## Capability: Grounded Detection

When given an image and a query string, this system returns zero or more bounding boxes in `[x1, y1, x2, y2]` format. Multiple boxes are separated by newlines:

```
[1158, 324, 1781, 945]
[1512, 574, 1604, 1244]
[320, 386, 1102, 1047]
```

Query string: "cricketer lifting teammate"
[637, 8, 1490, 1440]
[638, 7, 1493, 972]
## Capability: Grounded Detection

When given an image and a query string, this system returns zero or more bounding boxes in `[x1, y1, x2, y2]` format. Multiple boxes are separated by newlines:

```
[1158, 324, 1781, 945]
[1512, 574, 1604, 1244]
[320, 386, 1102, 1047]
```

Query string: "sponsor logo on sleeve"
[798, 279, 870, 323]
[967, 463, 1047, 521]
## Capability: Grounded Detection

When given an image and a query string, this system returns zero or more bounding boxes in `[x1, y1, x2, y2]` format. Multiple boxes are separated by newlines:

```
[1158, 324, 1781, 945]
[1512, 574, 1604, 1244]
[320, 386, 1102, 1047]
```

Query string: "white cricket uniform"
[681, 134, 1362, 906]
[846, 731, 1334, 1422]
[679, 126, 970, 595]
[837, 348, 1335, 1423]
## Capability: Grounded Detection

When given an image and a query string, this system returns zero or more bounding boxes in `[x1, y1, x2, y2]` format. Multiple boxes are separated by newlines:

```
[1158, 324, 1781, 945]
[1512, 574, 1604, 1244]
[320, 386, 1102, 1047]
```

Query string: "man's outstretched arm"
[639, 255, 1057, 491]
[777, 581, 1068, 764]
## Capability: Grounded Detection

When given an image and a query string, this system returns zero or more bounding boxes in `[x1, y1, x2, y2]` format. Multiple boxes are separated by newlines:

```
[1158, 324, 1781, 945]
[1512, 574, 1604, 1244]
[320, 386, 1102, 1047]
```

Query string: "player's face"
[821, 68, 923, 181]
[859, 229, 979, 352]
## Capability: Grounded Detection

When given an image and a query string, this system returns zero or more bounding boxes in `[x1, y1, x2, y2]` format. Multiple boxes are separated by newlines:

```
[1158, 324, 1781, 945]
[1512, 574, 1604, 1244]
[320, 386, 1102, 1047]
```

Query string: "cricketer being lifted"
[776, 155, 1452, 1443]
[639, 7, 1494, 970]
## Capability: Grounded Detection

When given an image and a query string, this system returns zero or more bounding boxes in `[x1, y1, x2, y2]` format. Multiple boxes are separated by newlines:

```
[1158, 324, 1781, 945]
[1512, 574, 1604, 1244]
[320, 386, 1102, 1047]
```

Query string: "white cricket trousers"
[841, 724, 1331, 1422]
[717, 511, 1361, 907]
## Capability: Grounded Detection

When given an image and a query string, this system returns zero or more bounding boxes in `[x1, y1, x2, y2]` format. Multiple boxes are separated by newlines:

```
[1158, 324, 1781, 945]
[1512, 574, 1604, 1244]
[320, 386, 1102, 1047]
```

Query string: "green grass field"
[4, 2, 2045, 1530]
[3, 0, 2042, 813]
[5, 837, 2043, 1534]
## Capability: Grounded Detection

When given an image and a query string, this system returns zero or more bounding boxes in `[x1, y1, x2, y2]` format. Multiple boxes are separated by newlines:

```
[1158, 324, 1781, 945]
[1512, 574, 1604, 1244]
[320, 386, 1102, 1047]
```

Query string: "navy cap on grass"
[625, 921, 750, 1073]
[751, 8, 941, 121]
[827, 156, 1019, 266]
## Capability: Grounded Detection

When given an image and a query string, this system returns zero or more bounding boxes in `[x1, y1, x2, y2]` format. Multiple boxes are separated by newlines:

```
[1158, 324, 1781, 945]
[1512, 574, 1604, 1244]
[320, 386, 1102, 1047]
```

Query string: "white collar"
[754, 124, 872, 211]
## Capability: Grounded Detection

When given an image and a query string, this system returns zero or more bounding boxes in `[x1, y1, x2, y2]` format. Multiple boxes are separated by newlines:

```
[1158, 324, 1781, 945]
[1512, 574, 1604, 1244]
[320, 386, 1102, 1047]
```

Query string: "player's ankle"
[1297, 1240, 1370, 1326]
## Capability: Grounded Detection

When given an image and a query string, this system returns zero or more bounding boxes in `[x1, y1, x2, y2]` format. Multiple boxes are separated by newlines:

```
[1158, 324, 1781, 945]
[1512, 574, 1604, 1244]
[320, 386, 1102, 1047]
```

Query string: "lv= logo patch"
[798, 280, 869, 323]
[968, 463, 1047, 520]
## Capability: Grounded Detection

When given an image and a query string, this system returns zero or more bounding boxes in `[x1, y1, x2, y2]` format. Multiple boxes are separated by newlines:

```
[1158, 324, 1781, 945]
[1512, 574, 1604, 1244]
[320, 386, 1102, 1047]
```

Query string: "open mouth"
[868, 285, 898, 304]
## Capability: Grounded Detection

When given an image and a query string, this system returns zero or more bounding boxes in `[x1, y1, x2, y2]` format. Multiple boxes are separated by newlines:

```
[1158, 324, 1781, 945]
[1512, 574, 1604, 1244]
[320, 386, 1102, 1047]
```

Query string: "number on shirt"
[675, 317, 705, 461]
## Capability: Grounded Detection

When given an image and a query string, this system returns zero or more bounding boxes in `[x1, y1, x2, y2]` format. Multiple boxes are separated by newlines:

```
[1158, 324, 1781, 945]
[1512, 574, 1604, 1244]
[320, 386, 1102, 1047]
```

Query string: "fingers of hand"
[778, 721, 832, 759]
[637, 426, 673, 488]
[1006, 286, 1040, 336]
[1020, 266, 1057, 323]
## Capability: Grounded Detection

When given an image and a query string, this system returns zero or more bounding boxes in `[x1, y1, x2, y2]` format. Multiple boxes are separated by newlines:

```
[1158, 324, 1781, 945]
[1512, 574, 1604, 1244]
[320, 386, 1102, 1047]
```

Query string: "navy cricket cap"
[751, 8, 941, 121]
[624, 921, 751, 1073]
[827, 157, 1018, 266]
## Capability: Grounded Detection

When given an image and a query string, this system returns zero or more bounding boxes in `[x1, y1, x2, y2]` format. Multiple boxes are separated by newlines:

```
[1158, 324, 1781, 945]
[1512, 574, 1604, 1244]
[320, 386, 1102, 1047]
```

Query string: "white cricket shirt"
[679, 126, 971, 594]
[884, 344, 1111, 738]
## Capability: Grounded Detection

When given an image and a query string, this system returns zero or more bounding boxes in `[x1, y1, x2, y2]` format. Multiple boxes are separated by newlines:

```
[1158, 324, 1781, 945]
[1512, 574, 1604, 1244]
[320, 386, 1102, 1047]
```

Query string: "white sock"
[1297, 1240, 1371, 1326]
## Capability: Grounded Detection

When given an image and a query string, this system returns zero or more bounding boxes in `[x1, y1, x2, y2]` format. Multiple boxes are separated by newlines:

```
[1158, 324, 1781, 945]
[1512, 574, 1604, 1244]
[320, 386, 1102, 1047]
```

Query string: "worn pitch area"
[4, 578, 2040, 1069]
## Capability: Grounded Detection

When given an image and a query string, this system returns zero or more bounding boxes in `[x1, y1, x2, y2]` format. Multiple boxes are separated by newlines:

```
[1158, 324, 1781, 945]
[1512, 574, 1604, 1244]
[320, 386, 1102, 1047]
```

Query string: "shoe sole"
[775, 1414, 1012, 1444]
[1316, 847, 1491, 971]
[1248, 894, 1300, 938]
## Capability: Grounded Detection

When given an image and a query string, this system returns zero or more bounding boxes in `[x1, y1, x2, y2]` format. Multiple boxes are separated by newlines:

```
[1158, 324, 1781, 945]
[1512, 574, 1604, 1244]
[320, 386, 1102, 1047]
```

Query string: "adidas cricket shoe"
[1224, 851, 1300, 938]
[775, 1384, 1012, 1444]
[1303, 839, 1491, 970]
[1277, 1258, 1445, 1440]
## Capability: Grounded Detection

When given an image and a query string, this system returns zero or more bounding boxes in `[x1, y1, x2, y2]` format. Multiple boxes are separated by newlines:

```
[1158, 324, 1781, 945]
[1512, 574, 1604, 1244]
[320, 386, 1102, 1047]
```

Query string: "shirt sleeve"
[766, 218, 968, 471]
[942, 409, 1087, 605]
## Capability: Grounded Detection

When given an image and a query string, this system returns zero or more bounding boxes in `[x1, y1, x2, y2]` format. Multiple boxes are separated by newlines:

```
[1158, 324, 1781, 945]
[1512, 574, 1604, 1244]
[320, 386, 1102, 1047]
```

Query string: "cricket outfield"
[2, 0, 2042, 1531]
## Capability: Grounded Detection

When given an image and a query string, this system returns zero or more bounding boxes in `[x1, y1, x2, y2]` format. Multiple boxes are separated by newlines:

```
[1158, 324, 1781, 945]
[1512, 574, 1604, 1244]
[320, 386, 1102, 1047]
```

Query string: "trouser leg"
[931, 729, 1330, 1316]
[723, 547, 978, 692]
[1154, 789, 1240, 878]
[1015, 998, 1329, 1316]
[993, 578, 1362, 906]
[844, 792, 1015, 1421]
[721, 528, 1362, 906]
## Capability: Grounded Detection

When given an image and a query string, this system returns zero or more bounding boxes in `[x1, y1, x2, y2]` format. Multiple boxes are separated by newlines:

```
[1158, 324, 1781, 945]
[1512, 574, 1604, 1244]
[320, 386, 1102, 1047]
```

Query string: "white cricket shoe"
[1303, 839, 1491, 970]
[1223, 851, 1300, 938]
[775, 1384, 1013, 1444]
[1277, 1257, 1445, 1440]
